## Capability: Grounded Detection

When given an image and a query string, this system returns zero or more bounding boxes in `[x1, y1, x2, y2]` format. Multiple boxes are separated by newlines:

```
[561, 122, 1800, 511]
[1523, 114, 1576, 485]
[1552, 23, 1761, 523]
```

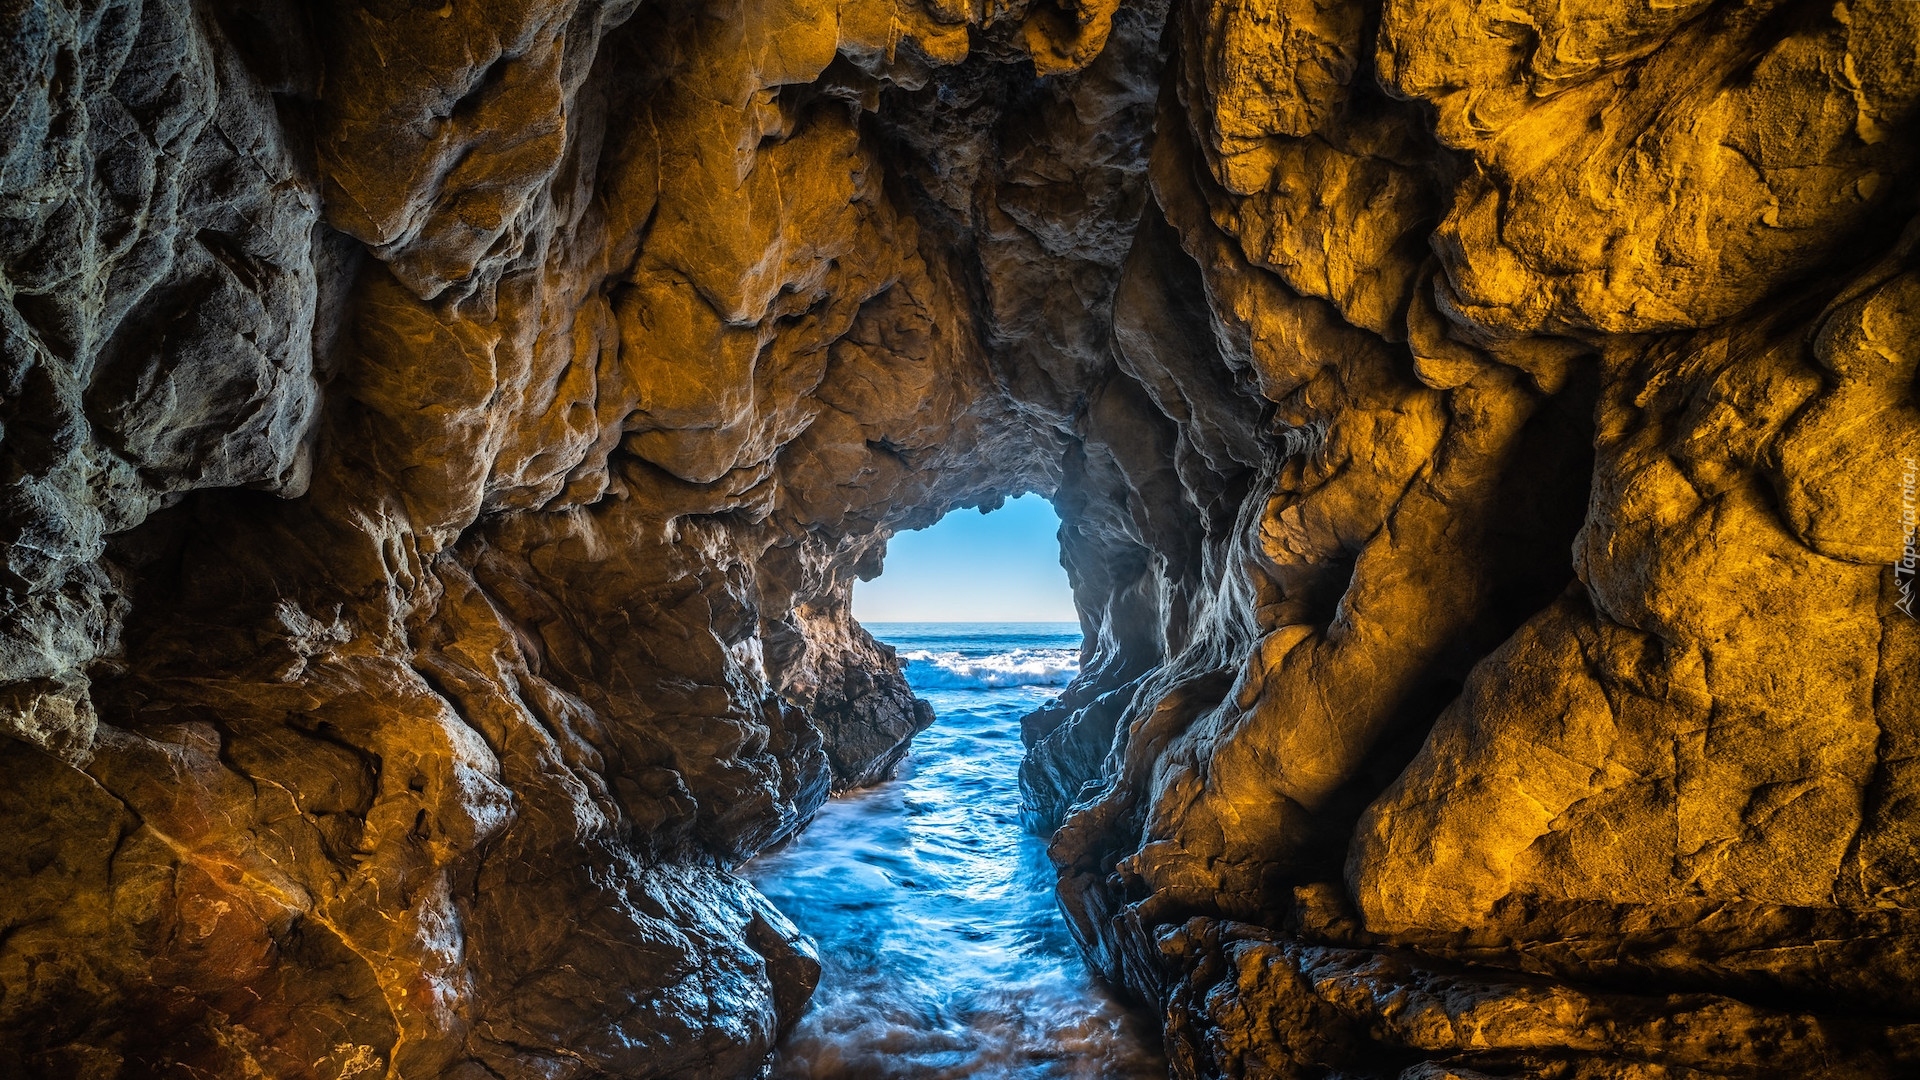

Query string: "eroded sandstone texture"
[1, 0, 1915, 1076]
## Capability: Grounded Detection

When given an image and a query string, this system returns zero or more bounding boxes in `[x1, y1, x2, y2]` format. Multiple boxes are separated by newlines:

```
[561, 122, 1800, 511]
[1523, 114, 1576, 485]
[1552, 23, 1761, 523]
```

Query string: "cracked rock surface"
[0, 0, 1916, 1077]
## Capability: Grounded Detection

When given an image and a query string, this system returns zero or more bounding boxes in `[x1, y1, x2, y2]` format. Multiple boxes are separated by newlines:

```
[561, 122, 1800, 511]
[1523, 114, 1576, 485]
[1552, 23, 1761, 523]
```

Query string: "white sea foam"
[900, 648, 1080, 689]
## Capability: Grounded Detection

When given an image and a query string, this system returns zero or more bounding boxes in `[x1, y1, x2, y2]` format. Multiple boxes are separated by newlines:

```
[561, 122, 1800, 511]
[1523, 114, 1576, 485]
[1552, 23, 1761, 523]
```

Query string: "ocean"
[747, 622, 1163, 1078]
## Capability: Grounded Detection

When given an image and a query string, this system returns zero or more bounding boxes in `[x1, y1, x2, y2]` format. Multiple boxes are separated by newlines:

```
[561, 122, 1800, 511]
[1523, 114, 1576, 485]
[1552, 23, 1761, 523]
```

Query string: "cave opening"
[747, 495, 1164, 1076]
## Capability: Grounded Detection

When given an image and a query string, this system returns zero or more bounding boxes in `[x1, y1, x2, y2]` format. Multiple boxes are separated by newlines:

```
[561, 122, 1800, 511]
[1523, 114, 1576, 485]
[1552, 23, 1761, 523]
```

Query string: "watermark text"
[1899, 455, 1917, 618]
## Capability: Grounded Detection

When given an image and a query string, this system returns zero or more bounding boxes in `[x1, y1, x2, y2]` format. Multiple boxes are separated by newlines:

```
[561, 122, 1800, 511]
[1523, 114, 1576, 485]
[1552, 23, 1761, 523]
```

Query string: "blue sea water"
[747, 623, 1164, 1078]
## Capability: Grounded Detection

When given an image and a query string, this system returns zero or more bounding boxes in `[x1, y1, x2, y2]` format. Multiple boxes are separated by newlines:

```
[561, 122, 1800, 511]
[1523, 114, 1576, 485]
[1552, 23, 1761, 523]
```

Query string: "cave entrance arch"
[746, 494, 1162, 1075]
[851, 492, 1078, 626]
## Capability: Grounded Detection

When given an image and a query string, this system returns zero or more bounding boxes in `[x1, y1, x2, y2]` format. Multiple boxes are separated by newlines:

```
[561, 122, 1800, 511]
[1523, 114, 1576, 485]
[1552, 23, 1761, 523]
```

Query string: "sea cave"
[1, 0, 1918, 1077]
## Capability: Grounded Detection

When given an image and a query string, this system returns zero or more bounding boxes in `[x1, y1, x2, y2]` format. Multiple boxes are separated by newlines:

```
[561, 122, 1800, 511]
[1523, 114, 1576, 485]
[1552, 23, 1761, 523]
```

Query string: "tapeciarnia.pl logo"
[1900, 455, 1918, 619]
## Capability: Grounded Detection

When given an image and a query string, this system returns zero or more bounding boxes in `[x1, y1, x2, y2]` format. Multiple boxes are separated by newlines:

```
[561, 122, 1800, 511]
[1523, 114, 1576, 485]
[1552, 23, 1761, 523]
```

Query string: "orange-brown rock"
[1, 0, 1916, 1077]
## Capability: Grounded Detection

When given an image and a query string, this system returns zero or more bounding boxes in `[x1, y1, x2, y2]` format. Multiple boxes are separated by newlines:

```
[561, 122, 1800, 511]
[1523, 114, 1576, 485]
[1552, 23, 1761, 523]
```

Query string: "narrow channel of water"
[748, 623, 1165, 1079]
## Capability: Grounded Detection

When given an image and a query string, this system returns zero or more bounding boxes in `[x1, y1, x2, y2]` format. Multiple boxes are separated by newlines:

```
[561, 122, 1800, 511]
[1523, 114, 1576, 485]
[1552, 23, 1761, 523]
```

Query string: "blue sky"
[853, 493, 1078, 622]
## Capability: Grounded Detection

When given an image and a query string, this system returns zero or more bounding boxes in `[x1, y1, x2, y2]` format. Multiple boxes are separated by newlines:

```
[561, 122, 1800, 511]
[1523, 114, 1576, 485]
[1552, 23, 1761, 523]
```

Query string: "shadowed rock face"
[0, 0, 1915, 1077]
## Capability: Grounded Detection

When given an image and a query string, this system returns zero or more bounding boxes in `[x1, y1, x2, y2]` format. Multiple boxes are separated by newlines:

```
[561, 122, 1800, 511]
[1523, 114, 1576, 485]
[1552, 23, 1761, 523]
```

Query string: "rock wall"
[0, 0, 1916, 1079]
[1040, 0, 1920, 1075]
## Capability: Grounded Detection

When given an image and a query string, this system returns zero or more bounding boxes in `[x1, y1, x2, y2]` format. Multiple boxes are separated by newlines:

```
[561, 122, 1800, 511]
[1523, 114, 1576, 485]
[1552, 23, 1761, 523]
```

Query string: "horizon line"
[859, 618, 1080, 623]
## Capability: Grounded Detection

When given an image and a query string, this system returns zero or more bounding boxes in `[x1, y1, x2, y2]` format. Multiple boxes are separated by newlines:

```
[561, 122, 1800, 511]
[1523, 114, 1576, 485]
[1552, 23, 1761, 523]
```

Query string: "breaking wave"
[899, 648, 1080, 690]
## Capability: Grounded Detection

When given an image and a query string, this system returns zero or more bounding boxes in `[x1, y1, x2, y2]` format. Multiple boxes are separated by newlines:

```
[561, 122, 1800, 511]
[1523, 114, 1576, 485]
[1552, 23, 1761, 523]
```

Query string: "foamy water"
[748, 623, 1162, 1079]
[898, 648, 1080, 690]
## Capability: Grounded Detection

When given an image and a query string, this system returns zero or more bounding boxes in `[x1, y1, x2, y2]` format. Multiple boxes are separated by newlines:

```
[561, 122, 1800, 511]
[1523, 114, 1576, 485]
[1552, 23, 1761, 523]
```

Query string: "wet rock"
[768, 598, 934, 791]
[1159, 919, 1920, 1079]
